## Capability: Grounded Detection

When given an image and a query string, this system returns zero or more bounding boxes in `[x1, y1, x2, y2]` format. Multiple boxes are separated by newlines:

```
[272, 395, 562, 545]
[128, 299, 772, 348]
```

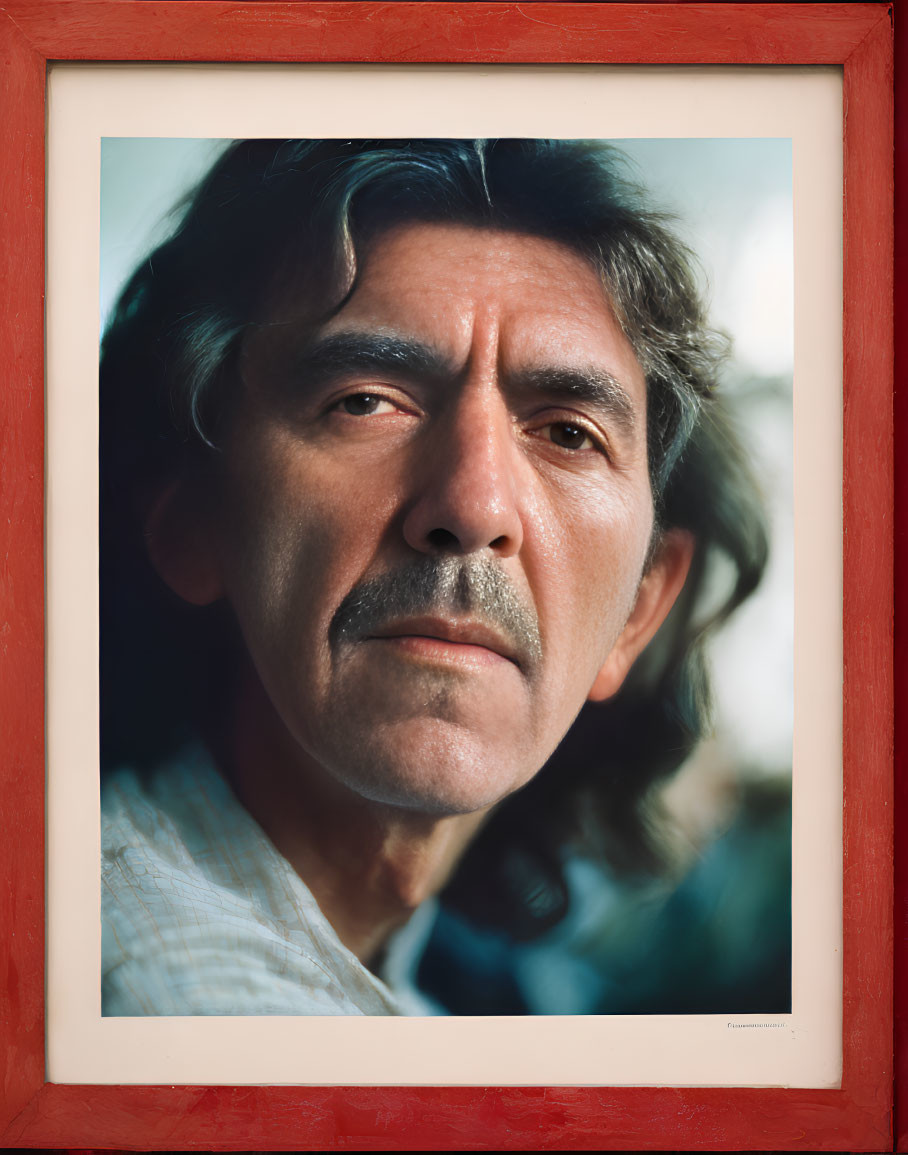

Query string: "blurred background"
[101, 137, 793, 1014]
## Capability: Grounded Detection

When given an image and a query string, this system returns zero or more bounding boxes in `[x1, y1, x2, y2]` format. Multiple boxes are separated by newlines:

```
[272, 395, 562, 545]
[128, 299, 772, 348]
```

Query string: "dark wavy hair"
[100, 139, 768, 939]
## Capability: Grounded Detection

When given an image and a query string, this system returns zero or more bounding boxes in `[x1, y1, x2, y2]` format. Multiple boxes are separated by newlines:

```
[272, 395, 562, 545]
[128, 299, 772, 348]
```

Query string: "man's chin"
[324, 726, 537, 818]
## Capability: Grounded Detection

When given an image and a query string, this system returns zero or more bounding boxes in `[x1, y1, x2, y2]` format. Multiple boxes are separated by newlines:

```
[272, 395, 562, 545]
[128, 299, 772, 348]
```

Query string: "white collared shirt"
[102, 745, 442, 1016]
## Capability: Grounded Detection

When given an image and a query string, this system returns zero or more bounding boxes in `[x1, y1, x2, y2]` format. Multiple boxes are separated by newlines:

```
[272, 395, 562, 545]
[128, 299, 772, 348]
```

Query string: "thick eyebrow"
[510, 366, 639, 438]
[290, 331, 455, 390]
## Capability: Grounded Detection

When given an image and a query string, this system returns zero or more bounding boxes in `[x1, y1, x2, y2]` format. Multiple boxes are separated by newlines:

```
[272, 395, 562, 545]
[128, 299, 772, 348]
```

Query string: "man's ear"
[587, 528, 695, 703]
[145, 481, 223, 607]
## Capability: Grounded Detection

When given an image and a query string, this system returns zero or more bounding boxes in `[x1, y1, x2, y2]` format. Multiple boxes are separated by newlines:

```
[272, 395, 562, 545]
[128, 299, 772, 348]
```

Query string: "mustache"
[329, 556, 542, 671]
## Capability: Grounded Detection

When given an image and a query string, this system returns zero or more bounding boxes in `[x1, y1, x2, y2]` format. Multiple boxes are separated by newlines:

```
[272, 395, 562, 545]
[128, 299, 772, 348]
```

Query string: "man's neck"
[210, 666, 489, 968]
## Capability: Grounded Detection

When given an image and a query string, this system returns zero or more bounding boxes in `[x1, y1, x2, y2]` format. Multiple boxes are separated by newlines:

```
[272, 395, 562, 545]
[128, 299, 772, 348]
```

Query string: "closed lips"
[366, 617, 521, 666]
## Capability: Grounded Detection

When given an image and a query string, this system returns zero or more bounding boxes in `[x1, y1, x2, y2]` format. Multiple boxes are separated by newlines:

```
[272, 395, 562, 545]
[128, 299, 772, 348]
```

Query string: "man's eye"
[338, 393, 393, 416]
[546, 422, 595, 451]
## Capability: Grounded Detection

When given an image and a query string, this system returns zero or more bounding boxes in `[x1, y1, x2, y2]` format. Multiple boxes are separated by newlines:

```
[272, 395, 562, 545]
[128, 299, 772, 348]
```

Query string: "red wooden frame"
[0, 2, 893, 1149]
[894, 0, 906, 1148]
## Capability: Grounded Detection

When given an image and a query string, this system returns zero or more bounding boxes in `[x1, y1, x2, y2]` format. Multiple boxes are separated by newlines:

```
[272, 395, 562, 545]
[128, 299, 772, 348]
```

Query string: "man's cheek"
[562, 532, 644, 664]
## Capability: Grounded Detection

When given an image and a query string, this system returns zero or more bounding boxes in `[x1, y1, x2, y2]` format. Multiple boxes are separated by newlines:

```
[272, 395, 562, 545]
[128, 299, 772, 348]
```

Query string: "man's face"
[183, 223, 678, 815]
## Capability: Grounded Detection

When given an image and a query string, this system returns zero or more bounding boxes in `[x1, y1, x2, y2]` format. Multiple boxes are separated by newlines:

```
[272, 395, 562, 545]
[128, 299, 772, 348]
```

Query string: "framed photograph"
[0, 2, 893, 1149]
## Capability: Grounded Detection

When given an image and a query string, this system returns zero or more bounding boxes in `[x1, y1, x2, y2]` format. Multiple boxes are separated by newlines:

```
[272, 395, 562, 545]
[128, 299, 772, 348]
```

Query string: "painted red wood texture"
[894, 0, 907, 1147]
[0, 2, 894, 1150]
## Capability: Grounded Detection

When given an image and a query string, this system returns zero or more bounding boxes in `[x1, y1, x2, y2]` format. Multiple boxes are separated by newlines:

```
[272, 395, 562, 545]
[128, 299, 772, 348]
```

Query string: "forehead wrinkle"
[507, 366, 640, 438]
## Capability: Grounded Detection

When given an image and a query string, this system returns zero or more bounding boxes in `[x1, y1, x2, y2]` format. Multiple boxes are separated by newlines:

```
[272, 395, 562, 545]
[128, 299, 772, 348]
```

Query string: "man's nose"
[402, 386, 524, 559]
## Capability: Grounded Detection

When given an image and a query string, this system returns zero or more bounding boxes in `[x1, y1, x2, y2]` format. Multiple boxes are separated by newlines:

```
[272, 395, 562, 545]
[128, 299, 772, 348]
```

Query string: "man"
[100, 139, 767, 1015]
